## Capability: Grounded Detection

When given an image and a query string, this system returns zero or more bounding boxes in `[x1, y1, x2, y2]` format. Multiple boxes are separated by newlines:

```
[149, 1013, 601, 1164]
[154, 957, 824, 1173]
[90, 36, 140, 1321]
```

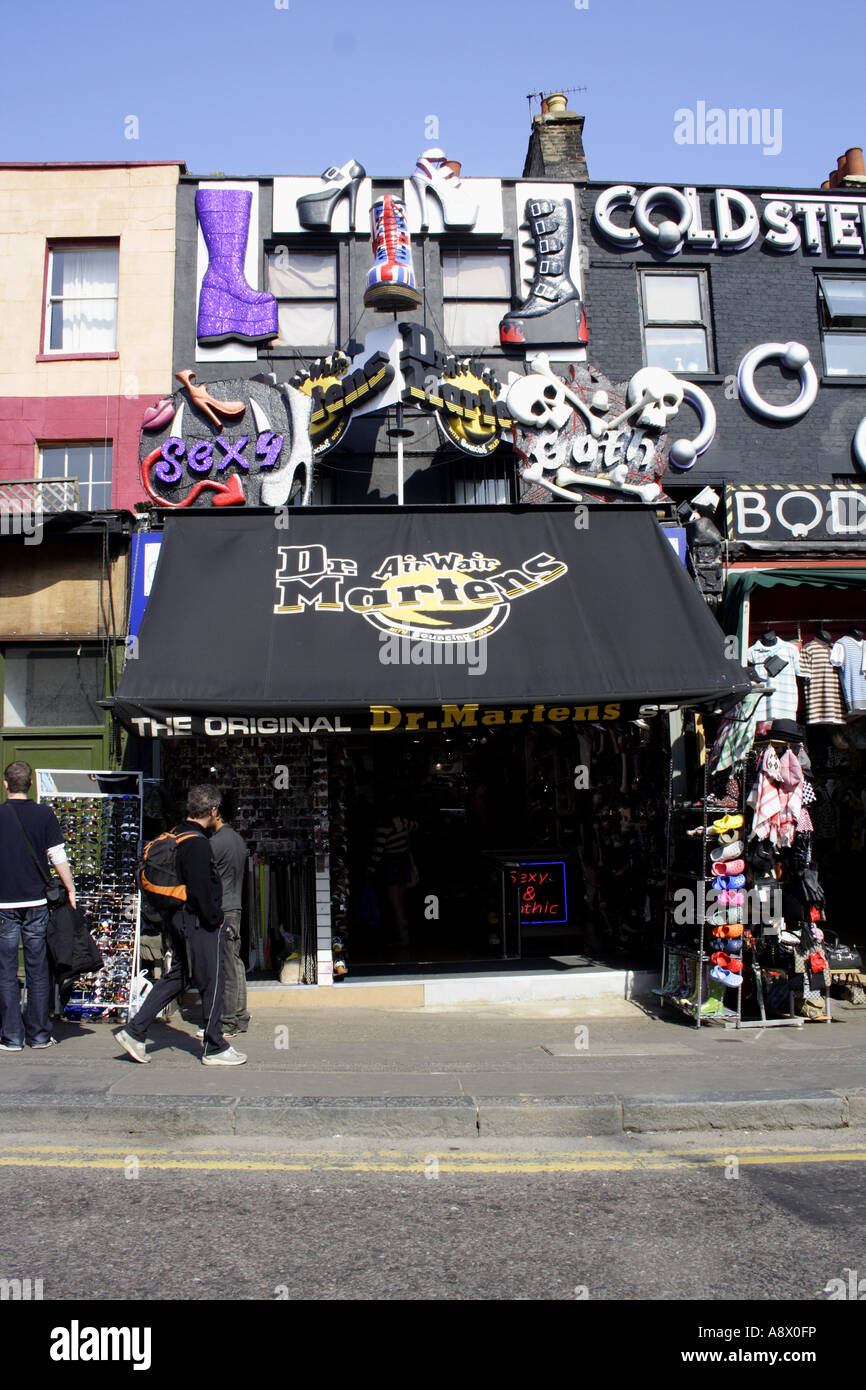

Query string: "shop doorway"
[337, 719, 668, 971]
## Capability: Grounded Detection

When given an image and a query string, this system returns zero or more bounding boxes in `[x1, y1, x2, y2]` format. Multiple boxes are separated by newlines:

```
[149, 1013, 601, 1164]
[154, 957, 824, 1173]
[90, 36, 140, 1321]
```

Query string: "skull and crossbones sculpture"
[508, 356, 717, 503]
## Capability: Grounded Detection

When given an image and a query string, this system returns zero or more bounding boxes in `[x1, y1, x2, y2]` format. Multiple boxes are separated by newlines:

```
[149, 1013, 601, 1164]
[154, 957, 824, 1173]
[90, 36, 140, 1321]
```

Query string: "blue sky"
[1, 0, 862, 187]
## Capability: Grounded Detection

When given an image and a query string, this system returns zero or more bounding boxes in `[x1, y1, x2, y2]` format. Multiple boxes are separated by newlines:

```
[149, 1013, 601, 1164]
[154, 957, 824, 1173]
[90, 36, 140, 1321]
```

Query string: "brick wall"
[580, 181, 866, 489]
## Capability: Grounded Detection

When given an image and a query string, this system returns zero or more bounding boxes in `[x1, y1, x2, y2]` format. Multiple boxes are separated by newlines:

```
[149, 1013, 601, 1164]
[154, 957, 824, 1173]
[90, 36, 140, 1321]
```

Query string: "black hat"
[768, 719, 804, 743]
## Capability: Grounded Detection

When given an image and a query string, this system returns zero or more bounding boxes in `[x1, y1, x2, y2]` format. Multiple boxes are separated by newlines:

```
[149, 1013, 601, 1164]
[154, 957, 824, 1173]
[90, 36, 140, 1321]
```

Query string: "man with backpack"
[116, 784, 246, 1067]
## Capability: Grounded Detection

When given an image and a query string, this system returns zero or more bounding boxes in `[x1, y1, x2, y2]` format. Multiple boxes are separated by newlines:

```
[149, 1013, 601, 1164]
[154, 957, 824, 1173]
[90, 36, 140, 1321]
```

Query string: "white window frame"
[442, 248, 513, 349]
[818, 273, 866, 377]
[43, 242, 119, 355]
[38, 443, 113, 512]
[638, 269, 714, 374]
[266, 245, 339, 350]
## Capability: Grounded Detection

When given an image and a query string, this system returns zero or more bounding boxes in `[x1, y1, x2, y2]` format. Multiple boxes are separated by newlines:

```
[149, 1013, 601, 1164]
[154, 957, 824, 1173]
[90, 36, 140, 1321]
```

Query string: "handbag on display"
[747, 840, 776, 878]
[822, 933, 863, 973]
[5, 803, 69, 909]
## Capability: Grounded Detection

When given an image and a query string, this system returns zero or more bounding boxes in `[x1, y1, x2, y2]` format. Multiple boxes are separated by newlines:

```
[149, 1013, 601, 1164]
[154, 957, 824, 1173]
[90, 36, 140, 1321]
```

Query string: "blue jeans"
[0, 906, 51, 1047]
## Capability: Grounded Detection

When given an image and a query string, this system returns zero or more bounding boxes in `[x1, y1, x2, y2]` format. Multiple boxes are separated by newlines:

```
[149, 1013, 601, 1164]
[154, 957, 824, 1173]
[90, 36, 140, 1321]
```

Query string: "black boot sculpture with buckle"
[500, 198, 588, 348]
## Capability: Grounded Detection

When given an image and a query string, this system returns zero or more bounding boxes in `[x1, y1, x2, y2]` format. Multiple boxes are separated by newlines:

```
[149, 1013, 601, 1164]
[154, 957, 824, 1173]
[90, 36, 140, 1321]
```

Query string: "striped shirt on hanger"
[800, 639, 845, 725]
[370, 816, 417, 866]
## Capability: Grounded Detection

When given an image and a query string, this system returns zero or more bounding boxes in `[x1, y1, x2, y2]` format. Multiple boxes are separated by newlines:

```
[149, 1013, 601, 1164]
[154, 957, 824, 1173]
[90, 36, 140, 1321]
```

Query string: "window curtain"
[51, 248, 118, 351]
[267, 252, 336, 298]
[444, 301, 508, 347]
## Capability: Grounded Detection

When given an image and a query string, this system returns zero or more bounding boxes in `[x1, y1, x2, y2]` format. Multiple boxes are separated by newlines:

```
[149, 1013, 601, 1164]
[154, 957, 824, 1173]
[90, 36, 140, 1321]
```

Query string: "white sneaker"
[201, 1045, 247, 1067]
[115, 1029, 150, 1064]
[195, 1028, 205, 1039]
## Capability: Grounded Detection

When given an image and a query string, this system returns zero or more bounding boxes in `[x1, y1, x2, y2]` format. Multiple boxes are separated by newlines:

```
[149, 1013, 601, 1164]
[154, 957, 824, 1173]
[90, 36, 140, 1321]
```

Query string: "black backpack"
[137, 829, 197, 927]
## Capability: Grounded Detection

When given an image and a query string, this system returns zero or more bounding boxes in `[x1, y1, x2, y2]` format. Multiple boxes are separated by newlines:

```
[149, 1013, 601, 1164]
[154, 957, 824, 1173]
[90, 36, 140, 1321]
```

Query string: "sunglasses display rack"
[160, 737, 320, 857]
[36, 769, 143, 1022]
[328, 742, 350, 978]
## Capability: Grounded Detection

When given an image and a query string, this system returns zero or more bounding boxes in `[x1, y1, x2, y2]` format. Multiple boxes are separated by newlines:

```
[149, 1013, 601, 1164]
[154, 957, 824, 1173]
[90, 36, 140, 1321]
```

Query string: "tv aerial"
[526, 86, 587, 116]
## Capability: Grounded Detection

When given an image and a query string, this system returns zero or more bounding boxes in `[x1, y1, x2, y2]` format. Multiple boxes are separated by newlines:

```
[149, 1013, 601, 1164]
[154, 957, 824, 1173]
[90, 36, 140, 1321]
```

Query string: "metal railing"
[0, 478, 80, 513]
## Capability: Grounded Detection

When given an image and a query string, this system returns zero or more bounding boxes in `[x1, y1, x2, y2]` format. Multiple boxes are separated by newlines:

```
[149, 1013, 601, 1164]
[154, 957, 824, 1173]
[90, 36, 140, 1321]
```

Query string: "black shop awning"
[110, 506, 751, 737]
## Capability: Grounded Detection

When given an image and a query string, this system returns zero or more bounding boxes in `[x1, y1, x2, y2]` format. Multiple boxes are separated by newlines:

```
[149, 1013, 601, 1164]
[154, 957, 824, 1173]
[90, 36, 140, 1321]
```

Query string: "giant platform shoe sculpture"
[195, 188, 278, 346]
[296, 159, 366, 230]
[500, 197, 587, 348]
[363, 195, 422, 311]
[408, 148, 477, 231]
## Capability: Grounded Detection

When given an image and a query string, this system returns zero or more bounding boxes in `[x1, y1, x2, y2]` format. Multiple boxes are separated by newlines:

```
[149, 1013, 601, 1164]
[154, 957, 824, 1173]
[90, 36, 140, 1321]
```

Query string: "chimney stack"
[823, 145, 866, 188]
[522, 93, 588, 182]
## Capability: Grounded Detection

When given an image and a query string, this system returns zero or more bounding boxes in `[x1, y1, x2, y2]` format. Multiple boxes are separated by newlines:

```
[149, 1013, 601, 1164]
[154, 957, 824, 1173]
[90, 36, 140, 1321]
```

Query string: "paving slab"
[0, 1003, 863, 1136]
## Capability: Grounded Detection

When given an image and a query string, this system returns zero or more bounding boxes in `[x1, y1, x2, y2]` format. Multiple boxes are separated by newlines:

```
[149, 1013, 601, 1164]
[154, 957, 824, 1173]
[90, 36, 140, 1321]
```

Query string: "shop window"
[452, 457, 515, 505]
[818, 275, 866, 375]
[443, 250, 512, 348]
[639, 270, 713, 373]
[266, 248, 337, 348]
[2, 647, 105, 728]
[44, 244, 119, 354]
[39, 443, 112, 511]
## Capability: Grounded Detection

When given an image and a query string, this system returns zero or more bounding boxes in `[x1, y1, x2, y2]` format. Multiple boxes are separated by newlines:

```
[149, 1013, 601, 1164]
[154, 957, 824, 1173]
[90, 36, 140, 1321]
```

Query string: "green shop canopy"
[723, 566, 866, 637]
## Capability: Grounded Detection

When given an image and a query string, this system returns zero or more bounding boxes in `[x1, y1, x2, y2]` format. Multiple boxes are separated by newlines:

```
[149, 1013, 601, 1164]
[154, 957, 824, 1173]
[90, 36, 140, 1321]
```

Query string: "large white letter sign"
[633, 187, 693, 254]
[776, 490, 824, 537]
[737, 342, 818, 422]
[734, 492, 772, 535]
[592, 185, 640, 246]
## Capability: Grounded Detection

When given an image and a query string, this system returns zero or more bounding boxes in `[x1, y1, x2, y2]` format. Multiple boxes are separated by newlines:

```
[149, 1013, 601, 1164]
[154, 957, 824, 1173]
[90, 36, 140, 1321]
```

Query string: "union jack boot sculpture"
[364, 195, 422, 311]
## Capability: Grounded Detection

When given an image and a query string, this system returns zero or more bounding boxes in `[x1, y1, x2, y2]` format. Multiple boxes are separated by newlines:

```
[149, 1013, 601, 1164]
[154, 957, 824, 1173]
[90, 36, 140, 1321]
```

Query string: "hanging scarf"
[797, 779, 816, 834]
[748, 746, 785, 844]
[711, 691, 763, 774]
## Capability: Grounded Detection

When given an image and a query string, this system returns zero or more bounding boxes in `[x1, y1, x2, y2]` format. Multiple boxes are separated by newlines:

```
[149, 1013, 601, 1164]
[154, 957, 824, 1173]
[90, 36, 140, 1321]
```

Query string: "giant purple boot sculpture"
[196, 189, 278, 346]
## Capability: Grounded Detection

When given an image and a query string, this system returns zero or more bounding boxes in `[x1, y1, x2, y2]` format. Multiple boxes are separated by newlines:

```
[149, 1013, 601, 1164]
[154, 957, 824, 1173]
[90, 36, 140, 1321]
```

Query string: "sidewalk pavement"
[1, 998, 864, 1138]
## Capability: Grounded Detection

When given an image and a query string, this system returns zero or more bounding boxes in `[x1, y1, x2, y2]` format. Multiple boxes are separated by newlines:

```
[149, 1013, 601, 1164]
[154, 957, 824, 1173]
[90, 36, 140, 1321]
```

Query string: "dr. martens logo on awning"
[273, 544, 567, 643]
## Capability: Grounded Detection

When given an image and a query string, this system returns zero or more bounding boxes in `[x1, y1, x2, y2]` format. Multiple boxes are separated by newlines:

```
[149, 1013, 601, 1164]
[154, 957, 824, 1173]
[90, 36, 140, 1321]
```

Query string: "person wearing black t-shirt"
[0, 761, 76, 1051]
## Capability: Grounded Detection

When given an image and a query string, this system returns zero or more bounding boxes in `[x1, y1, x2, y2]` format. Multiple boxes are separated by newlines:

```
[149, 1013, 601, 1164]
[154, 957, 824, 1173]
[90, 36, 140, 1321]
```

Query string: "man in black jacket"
[116, 784, 246, 1067]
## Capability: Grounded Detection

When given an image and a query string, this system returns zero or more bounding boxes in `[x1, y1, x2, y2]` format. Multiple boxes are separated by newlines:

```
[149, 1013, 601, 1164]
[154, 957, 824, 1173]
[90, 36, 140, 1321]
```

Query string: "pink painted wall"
[0, 393, 157, 510]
